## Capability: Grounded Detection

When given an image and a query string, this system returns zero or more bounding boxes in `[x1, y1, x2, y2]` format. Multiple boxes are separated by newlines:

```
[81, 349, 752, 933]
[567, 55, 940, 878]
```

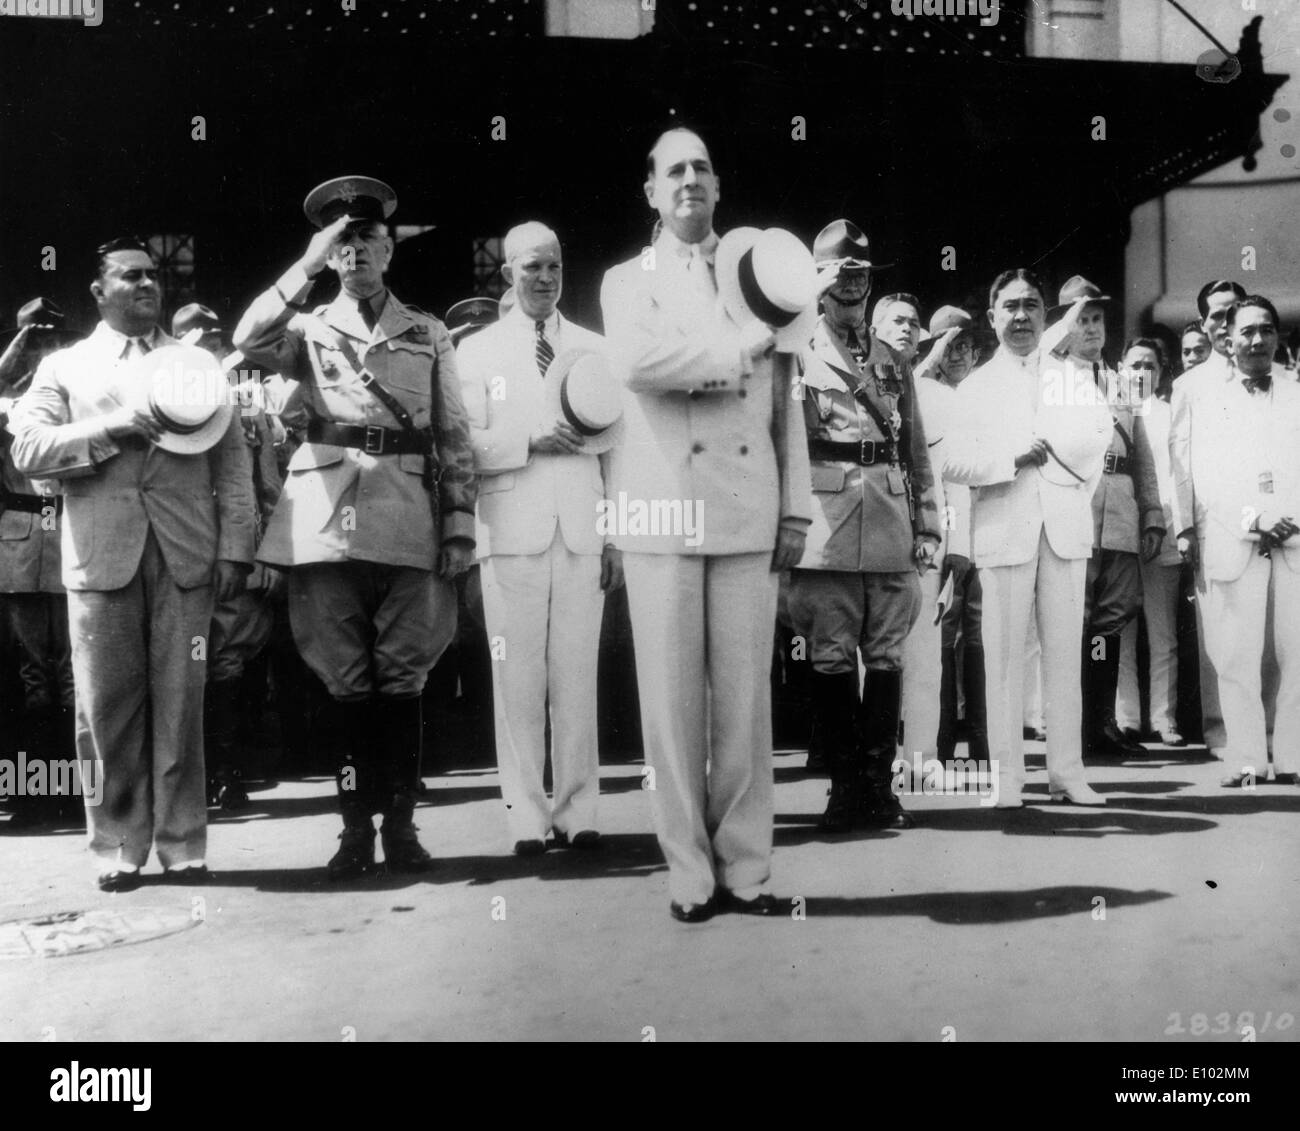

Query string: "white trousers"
[623, 551, 777, 906]
[900, 567, 942, 763]
[1192, 572, 1227, 750]
[1204, 554, 1300, 776]
[1022, 602, 1044, 731]
[981, 530, 1091, 801]
[1117, 560, 1180, 733]
[480, 530, 604, 843]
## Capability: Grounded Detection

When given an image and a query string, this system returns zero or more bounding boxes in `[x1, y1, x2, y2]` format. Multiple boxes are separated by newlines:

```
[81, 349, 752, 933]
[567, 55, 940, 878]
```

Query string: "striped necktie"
[535, 319, 555, 376]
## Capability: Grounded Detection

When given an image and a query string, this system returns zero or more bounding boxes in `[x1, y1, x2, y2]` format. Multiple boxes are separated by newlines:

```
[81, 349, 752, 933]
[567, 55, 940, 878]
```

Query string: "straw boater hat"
[543, 348, 625, 456]
[715, 227, 819, 352]
[124, 343, 235, 455]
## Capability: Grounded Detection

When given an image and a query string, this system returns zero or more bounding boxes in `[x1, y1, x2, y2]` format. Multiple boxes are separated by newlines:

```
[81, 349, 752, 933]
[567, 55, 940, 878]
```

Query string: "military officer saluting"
[234, 176, 478, 879]
[788, 220, 942, 833]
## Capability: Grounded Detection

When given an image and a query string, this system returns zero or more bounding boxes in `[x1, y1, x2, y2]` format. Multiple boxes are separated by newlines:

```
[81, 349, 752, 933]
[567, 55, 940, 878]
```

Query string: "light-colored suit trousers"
[479, 528, 604, 843]
[69, 528, 212, 871]
[981, 529, 1089, 801]
[623, 550, 777, 906]
[900, 567, 942, 763]
[1204, 553, 1300, 776]
[1117, 560, 1181, 734]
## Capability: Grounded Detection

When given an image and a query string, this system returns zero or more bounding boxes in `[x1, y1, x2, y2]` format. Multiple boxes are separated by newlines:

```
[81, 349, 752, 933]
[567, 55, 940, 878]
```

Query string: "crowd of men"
[2, 126, 1297, 922]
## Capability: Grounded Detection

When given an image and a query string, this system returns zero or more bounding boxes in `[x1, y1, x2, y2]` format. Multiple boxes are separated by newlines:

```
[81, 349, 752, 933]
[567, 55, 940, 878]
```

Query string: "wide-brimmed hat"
[812, 219, 893, 271]
[544, 348, 625, 456]
[124, 343, 235, 455]
[917, 304, 973, 359]
[716, 227, 818, 351]
[303, 175, 397, 229]
[1035, 401, 1108, 487]
[1049, 275, 1111, 318]
[1, 297, 81, 349]
[171, 303, 222, 339]
[445, 297, 499, 345]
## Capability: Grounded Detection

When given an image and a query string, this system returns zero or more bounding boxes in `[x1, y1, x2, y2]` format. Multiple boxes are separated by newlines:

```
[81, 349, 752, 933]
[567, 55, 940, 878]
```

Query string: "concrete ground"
[1, 742, 1297, 1043]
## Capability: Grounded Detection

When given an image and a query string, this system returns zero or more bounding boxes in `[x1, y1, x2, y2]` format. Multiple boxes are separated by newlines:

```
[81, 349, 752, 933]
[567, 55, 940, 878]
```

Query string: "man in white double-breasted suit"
[1184, 296, 1300, 787]
[457, 221, 623, 855]
[600, 128, 812, 922]
[944, 269, 1112, 808]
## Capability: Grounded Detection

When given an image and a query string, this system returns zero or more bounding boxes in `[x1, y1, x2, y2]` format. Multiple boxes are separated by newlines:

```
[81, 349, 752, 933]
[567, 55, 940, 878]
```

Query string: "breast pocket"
[308, 340, 353, 386]
[383, 340, 436, 394]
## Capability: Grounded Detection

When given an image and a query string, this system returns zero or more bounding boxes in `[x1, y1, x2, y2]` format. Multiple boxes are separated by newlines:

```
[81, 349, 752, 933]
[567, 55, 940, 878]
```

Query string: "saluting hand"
[298, 214, 353, 278]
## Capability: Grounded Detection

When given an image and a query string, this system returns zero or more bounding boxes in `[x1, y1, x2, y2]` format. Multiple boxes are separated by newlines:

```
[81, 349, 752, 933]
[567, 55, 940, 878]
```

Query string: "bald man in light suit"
[457, 221, 622, 855]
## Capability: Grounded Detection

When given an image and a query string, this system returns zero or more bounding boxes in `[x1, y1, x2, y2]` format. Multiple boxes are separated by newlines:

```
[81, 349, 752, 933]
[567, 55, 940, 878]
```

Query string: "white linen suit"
[944, 345, 1111, 801]
[1188, 368, 1300, 775]
[456, 308, 610, 842]
[600, 228, 812, 905]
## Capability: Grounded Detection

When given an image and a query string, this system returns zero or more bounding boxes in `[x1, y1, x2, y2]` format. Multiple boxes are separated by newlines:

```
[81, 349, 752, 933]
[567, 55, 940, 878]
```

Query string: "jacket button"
[692, 442, 705, 455]
[738, 389, 747, 398]
[739, 445, 749, 455]
[688, 390, 701, 400]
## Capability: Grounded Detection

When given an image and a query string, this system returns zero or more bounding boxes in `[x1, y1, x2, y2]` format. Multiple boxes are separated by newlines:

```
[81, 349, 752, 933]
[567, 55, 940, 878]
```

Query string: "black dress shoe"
[1273, 772, 1300, 786]
[670, 897, 717, 923]
[163, 865, 210, 885]
[96, 870, 142, 893]
[328, 825, 376, 881]
[720, 890, 779, 916]
[552, 829, 603, 850]
[514, 838, 548, 857]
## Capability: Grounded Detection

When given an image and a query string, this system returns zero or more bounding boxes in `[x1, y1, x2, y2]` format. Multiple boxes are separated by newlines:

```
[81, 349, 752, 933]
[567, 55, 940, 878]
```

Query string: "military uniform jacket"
[8, 323, 256, 592]
[599, 229, 811, 555]
[795, 318, 940, 572]
[1082, 360, 1164, 552]
[0, 410, 63, 594]
[232, 265, 477, 571]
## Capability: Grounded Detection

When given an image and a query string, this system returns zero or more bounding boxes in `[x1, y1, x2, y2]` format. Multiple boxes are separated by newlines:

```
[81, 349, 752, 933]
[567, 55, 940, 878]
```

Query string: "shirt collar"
[506, 303, 561, 338]
[338, 288, 389, 320]
[93, 321, 162, 357]
[995, 344, 1039, 372]
[657, 227, 719, 264]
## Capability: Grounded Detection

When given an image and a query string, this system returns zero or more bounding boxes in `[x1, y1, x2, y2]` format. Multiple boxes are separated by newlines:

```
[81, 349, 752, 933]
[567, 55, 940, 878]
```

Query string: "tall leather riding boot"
[859, 669, 915, 829]
[814, 670, 862, 833]
[963, 644, 989, 764]
[1085, 632, 1145, 757]
[328, 698, 377, 881]
[203, 679, 249, 811]
[378, 695, 433, 872]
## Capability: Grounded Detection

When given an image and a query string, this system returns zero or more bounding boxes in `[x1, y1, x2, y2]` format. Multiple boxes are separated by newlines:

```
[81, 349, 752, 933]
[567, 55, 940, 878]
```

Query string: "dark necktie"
[359, 297, 377, 332]
[845, 327, 869, 370]
[1242, 374, 1272, 395]
[535, 320, 555, 376]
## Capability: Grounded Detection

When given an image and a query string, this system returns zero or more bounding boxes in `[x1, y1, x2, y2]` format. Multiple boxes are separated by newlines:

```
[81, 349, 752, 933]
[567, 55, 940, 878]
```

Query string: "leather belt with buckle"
[1103, 451, 1130, 475]
[306, 421, 426, 456]
[809, 438, 897, 466]
[1, 491, 61, 515]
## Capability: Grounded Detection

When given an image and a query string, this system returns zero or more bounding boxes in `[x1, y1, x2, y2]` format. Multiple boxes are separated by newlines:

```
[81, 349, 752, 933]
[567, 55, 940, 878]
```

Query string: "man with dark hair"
[1170, 278, 1248, 756]
[871, 293, 923, 362]
[790, 222, 940, 833]
[234, 176, 478, 879]
[944, 268, 1112, 808]
[1183, 296, 1300, 786]
[10, 240, 256, 889]
[1180, 321, 1211, 373]
[600, 127, 811, 921]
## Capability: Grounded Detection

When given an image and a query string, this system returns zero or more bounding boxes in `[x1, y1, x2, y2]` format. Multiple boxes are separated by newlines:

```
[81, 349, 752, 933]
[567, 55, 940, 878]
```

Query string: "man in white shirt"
[1184, 296, 1300, 787]
[943, 269, 1112, 808]
[1170, 279, 1246, 753]
[457, 222, 622, 856]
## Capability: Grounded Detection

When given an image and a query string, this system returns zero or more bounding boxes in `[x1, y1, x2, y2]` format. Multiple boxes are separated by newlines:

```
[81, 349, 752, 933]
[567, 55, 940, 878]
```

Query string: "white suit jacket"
[943, 345, 1111, 568]
[1169, 350, 1234, 538]
[1190, 366, 1300, 582]
[599, 228, 811, 555]
[456, 308, 610, 559]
